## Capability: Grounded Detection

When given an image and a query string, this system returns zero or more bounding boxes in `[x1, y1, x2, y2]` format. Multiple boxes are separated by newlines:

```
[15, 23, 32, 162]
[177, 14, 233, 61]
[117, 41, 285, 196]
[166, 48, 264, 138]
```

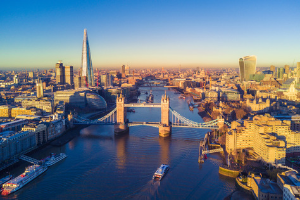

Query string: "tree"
[219, 134, 226, 145]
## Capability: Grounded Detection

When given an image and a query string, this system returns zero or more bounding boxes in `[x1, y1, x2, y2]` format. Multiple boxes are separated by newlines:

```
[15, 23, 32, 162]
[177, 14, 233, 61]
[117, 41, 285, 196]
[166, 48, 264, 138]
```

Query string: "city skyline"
[1, 0, 300, 70]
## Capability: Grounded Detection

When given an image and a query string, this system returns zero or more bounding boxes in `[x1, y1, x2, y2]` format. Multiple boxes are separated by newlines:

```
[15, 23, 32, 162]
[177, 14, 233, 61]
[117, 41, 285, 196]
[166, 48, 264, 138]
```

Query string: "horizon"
[1, 0, 300, 70]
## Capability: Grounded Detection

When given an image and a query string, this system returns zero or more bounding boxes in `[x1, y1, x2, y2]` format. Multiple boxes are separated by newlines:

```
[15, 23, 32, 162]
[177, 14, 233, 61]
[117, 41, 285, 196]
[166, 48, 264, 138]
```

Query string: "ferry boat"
[0, 175, 12, 192]
[44, 153, 67, 167]
[153, 164, 169, 180]
[1, 165, 47, 196]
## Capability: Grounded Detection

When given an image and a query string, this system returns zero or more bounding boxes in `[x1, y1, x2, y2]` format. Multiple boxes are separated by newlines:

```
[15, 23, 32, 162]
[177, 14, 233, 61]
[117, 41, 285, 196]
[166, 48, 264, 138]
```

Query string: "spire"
[81, 29, 94, 87]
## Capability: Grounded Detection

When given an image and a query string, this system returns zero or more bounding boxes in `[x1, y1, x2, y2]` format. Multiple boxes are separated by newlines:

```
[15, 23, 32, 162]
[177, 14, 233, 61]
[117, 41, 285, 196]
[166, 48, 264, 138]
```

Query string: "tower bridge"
[73, 93, 229, 137]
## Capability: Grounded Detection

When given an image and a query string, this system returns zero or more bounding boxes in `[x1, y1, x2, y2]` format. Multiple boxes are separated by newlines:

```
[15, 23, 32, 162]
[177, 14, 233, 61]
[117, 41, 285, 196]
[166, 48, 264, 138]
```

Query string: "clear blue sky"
[0, 0, 300, 70]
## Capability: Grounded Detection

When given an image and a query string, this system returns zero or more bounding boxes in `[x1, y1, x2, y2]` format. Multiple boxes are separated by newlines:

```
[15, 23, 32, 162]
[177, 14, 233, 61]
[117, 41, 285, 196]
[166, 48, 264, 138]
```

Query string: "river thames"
[1, 87, 237, 200]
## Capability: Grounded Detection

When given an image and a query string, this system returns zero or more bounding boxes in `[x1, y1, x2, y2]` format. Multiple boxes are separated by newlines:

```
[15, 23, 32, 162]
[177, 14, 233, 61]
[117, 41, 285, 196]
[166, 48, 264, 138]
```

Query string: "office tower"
[74, 76, 82, 89]
[36, 80, 44, 98]
[284, 65, 289, 75]
[65, 66, 74, 86]
[81, 29, 94, 87]
[125, 65, 130, 75]
[277, 67, 284, 79]
[55, 61, 65, 84]
[13, 75, 19, 84]
[239, 55, 257, 81]
[101, 74, 113, 88]
[270, 65, 275, 77]
[121, 65, 126, 74]
[297, 62, 300, 78]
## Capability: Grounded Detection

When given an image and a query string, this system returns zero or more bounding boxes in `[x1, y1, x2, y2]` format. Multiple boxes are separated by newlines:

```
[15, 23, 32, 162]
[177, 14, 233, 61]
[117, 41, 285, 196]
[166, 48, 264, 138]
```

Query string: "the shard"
[81, 29, 94, 87]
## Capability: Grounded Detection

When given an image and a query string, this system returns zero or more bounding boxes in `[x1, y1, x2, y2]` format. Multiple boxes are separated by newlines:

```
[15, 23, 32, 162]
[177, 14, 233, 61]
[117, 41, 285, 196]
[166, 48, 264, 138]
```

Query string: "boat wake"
[129, 180, 161, 200]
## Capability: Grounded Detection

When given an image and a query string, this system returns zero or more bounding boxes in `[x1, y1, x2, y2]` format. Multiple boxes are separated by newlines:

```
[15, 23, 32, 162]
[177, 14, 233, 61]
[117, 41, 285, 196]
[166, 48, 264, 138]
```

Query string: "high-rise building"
[74, 76, 82, 89]
[270, 65, 275, 77]
[101, 74, 113, 88]
[284, 65, 289, 76]
[121, 65, 126, 74]
[36, 80, 44, 98]
[13, 75, 19, 84]
[81, 29, 94, 87]
[297, 62, 300, 78]
[125, 65, 130, 75]
[239, 55, 257, 81]
[55, 61, 65, 84]
[64, 66, 74, 86]
[278, 67, 284, 79]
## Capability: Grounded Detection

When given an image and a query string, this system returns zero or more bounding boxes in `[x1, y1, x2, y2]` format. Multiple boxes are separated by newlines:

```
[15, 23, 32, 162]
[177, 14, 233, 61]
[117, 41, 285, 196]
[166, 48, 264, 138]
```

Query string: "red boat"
[204, 154, 207, 159]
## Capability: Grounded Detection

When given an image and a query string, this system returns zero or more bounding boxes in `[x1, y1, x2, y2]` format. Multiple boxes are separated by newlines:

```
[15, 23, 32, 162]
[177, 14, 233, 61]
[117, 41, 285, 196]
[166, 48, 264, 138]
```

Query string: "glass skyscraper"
[81, 29, 94, 87]
[239, 55, 257, 81]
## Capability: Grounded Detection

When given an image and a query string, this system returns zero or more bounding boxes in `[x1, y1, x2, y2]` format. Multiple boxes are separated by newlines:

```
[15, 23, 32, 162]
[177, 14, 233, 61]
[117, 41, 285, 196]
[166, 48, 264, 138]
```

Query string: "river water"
[1, 87, 236, 200]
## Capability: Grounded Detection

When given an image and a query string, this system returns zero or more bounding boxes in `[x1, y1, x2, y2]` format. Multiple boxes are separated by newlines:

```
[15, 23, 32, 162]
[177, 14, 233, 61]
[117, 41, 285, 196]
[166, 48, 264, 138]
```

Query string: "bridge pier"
[159, 125, 171, 137]
[114, 124, 129, 135]
[114, 94, 129, 135]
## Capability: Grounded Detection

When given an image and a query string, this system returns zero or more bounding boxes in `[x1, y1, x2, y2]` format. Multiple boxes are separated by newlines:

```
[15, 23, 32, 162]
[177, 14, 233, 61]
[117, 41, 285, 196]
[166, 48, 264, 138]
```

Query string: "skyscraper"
[64, 66, 74, 86]
[81, 29, 94, 87]
[55, 61, 65, 84]
[239, 55, 257, 81]
[297, 62, 300, 78]
[284, 65, 289, 75]
[36, 80, 44, 98]
[270, 65, 275, 77]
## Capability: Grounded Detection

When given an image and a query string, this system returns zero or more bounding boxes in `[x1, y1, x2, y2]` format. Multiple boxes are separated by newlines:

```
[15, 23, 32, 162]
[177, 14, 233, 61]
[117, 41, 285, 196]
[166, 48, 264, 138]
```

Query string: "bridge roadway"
[124, 103, 161, 108]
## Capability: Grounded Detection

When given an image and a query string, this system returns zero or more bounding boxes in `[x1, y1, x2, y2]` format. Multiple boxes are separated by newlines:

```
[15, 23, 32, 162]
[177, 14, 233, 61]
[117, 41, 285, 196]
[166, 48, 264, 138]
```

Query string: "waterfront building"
[55, 61, 65, 84]
[64, 66, 74, 86]
[247, 174, 283, 200]
[239, 55, 257, 81]
[81, 29, 94, 87]
[226, 115, 295, 164]
[22, 123, 47, 145]
[54, 89, 107, 110]
[277, 170, 300, 199]
[0, 119, 28, 132]
[0, 130, 36, 163]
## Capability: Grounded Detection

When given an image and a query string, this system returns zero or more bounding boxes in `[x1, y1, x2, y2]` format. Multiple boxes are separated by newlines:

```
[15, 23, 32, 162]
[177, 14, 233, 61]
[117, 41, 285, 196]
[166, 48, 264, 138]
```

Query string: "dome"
[86, 93, 107, 110]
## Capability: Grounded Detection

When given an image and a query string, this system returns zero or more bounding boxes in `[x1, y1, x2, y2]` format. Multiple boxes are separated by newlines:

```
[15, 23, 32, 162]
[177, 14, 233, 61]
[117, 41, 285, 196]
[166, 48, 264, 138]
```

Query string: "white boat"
[0, 175, 12, 192]
[153, 164, 169, 180]
[44, 153, 67, 167]
[1, 165, 47, 196]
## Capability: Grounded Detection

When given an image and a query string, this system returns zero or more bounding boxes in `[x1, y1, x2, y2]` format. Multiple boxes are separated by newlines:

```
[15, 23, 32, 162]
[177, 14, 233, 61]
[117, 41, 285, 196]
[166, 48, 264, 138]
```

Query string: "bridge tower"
[217, 117, 225, 129]
[115, 94, 128, 134]
[159, 92, 171, 137]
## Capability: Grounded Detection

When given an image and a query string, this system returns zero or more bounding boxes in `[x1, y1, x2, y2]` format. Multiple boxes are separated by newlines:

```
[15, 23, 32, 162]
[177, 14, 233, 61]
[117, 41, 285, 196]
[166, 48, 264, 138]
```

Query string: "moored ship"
[1, 165, 47, 196]
[0, 175, 12, 192]
[43, 153, 67, 167]
[153, 164, 169, 180]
